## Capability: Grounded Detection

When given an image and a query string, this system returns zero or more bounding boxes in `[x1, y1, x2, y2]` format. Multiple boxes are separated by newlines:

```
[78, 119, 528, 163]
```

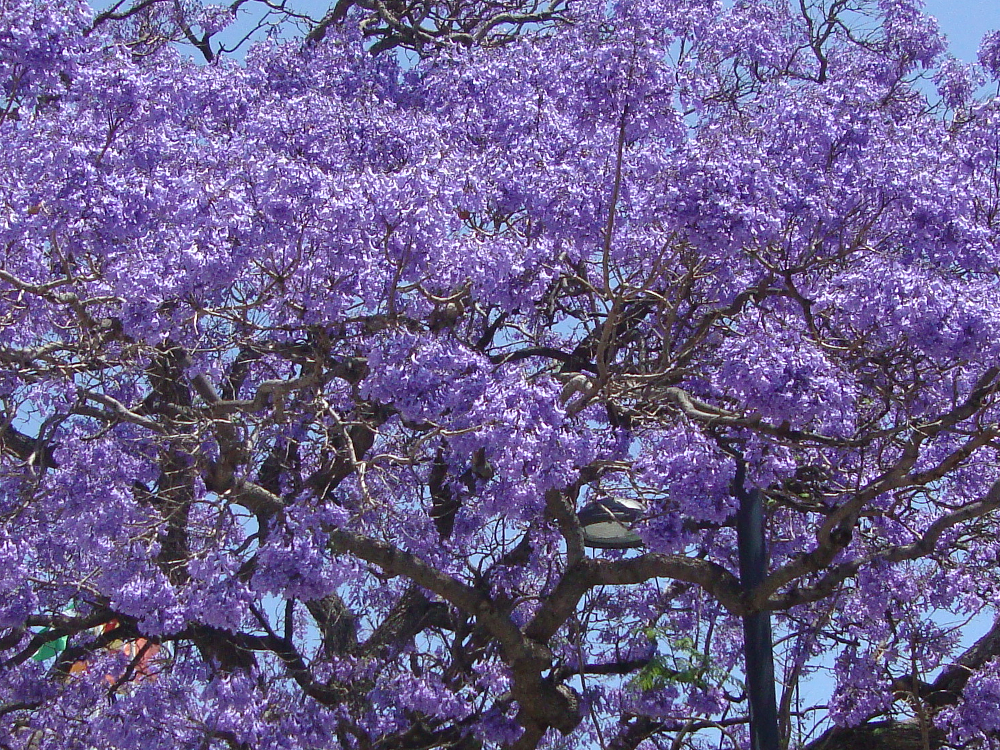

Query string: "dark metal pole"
[736, 485, 781, 750]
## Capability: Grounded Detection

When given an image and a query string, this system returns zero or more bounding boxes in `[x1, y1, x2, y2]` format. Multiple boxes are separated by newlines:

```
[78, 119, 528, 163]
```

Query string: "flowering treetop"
[3, 0, 1000, 748]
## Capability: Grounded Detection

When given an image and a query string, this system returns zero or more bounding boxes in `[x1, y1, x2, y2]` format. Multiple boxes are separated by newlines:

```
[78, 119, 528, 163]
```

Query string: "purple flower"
[979, 30, 1000, 79]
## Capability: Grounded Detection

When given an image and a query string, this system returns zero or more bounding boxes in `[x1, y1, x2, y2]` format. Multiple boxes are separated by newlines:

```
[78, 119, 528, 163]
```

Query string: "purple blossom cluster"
[2, 0, 1000, 748]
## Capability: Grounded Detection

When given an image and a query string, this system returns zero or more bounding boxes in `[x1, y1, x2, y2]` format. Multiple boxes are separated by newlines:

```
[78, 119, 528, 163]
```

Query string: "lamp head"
[576, 497, 645, 549]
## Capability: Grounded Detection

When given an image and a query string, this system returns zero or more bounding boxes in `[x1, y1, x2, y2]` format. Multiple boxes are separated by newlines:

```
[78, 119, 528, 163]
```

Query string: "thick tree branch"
[766, 479, 1000, 610]
[326, 528, 583, 735]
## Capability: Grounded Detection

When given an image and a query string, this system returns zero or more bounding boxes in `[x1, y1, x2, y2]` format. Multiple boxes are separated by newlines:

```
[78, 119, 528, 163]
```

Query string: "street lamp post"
[577, 480, 781, 750]
[734, 485, 780, 750]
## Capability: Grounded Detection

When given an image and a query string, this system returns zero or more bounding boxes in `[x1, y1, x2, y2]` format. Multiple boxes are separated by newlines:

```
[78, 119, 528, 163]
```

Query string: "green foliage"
[632, 631, 727, 693]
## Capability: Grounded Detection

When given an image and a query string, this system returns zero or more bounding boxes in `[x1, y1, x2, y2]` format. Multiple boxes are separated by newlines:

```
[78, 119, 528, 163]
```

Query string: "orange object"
[68, 620, 161, 684]
[107, 637, 160, 683]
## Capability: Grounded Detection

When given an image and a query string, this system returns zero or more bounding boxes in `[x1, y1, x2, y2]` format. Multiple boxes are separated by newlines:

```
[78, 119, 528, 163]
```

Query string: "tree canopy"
[3, 0, 1000, 748]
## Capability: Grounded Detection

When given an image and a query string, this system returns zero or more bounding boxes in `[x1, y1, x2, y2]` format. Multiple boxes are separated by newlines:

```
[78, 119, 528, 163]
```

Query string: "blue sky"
[924, 0, 1000, 61]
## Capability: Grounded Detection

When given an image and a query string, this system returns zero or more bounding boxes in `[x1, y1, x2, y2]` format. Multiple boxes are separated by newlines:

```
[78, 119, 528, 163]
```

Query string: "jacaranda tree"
[4, 0, 1000, 748]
